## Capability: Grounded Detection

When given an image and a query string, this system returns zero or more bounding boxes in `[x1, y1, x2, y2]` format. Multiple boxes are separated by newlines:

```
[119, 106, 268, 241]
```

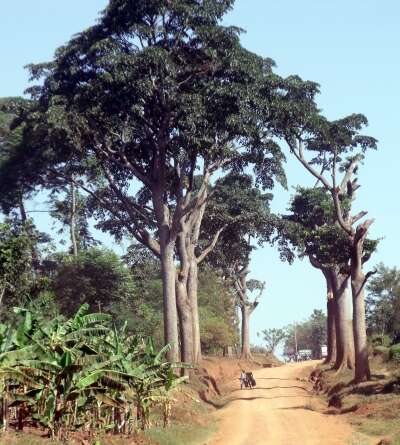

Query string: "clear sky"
[1, 1, 399, 346]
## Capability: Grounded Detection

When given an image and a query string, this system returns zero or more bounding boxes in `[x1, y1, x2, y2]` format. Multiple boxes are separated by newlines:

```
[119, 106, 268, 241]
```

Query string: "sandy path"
[206, 361, 361, 445]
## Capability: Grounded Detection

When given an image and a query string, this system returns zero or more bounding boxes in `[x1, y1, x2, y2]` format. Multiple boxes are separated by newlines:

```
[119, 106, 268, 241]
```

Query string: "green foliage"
[0, 304, 185, 439]
[258, 328, 286, 353]
[284, 310, 327, 359]
[372, 346, 390, 362]
[0, 0, 287, 258]
[369, 334, 392, 348]
[389, 344, 400, 363]
[49, 248, 135, 316]
[0, 222, 37, 317]
[203, 173, 273, 271]
[284, 187, 350, 267]
[49, 185, 98, 251]
[366, 263, 400, 344]
[198, 268, 238, 353]
[118, 244, 164, 345]
[280, 186, 378, 270]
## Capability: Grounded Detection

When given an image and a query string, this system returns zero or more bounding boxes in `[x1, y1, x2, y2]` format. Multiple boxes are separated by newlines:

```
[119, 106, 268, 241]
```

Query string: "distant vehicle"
[321, 345, 328, 358]
[297, 349, 312, 361]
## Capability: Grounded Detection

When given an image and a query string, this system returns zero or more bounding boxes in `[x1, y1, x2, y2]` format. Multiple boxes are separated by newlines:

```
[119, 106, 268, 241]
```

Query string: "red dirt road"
[206, 361, 370, 445]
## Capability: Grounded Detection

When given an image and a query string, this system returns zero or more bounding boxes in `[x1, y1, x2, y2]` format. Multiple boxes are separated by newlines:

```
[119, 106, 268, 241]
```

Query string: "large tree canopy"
[0, 0, 291, 361]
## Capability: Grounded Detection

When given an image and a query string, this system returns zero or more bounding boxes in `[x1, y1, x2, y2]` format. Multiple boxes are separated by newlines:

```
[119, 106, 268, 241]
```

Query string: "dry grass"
[313, 357, 400, 444]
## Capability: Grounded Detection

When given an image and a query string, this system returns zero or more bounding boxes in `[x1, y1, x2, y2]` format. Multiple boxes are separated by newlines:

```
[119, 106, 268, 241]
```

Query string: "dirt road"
[206, 361, 366, 445]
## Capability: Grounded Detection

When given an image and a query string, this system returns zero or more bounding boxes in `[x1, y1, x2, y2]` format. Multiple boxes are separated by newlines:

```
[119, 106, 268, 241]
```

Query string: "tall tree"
[203, 173, 272, 358]
[0, 221, 36, 317]
[258, 327, 286, 354]
[2, 1, 286, 361]
[48, 247, 135, 317]
[284, 113, 378, 381]
[366, 263, 400, 344]
[49, 184, 98, 255]
[234, 270, 265, 359]
[271, 80, 378, 380]
[282, 187, 358, 370]
[284, 310, 327, 359]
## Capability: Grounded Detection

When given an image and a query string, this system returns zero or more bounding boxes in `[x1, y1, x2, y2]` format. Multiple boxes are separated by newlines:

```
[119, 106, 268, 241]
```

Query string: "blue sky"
[1, 1, 399, 345]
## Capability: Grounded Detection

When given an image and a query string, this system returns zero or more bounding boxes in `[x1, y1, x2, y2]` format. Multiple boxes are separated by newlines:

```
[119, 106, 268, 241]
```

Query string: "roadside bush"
[372, 345, 390, 362]
[369, 334, 392, 347]
[389, 343, 400, 362]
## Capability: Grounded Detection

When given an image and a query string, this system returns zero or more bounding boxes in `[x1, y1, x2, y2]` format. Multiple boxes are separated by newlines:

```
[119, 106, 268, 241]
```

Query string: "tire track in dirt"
[206, 361, 369, 445]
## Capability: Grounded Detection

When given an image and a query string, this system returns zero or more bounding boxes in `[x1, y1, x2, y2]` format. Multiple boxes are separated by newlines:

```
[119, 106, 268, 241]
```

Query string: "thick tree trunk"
[326, 292, 337, 364]
[322, 270, 337, 364]
[348, 226, 371, 382]
[160, 243, 179, 362]
[351, 273, 371, 382]
[188, 258, 202, 363]
[176, 233, 195, 371]
[240, 305, 252, 359]
[331, 270, 354, 371]
[176, 280, 194, 369]
[153, 184, 179, 362]
[185, 197, 208, 365]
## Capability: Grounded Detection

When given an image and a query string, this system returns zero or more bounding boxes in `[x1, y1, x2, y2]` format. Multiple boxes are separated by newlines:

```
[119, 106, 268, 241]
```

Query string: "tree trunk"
[153, 184, 179, 362]
[185, 197, 208, 365]
[188, 258, 202, 363]
[351, 273, 371, 382]
[322, 270, 336, 364]
[175, 233, 195, 371]
[326, 292, 337, 364]
[70, 181, 78, 257]
[176, 280, 194, 370]
[160, 242, 179, 362]
[240, 305, 252, 359]
[18, 196, 27, 223]
[331, 270, 354, 370]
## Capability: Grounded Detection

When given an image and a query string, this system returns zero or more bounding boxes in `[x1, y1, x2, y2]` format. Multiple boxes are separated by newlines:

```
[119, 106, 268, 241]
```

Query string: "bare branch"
[354, 218, 375, 243]
[288, 138, 333, 190]
[196, 225, 227, 264]
[352, 211, 368, 225]
[339, 156, 361, 193]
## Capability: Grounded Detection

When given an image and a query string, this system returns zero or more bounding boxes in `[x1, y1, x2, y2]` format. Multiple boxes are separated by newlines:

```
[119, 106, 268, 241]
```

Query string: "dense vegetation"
[0, 302, 185, 440]
[0, 0, 397, 441]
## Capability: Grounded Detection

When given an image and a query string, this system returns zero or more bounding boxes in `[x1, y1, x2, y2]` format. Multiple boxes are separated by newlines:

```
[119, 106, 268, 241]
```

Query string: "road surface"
[206, 361, 367, 445]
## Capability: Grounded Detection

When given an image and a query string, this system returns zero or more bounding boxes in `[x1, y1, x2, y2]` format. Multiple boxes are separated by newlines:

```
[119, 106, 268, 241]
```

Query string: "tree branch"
[196, 225, 227, 264]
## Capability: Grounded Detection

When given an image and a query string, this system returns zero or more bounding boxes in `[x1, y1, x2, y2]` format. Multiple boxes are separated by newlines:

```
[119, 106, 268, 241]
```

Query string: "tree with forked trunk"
[202, 173, 274, 359]
[233, 268, 265, 359]
[1, 2, 288, 363]
[279, 186, 355, 370]
[282, 111, 378, 381]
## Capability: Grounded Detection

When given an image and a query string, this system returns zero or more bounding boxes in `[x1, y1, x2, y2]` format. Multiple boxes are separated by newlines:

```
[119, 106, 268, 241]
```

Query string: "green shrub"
[373, 345, 390, 361]
[370, 334, 392, 347]
[389, 343, 400, 362]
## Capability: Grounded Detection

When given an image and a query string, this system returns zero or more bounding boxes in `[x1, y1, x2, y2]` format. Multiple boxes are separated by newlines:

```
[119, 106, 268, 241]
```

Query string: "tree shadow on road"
[256, 377, 299, 382]
[229, 385, 311, 394]
[202, 387, 313, 410]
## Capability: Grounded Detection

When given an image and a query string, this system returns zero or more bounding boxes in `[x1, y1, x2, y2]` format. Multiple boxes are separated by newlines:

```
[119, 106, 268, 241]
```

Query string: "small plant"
[389, 344, 400, 363]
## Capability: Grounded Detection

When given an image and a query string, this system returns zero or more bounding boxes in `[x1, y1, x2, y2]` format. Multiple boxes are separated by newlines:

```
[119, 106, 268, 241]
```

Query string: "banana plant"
[0, 304, 187, 437]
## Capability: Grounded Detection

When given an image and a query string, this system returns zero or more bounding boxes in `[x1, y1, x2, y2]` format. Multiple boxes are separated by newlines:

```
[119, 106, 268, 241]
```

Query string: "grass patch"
[0, 436, 56, 445]
[358, 418, 400, 437]
[145, 421, 217, 445]
[145, 390, 217, 445]
[345, 394, 400, 444]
